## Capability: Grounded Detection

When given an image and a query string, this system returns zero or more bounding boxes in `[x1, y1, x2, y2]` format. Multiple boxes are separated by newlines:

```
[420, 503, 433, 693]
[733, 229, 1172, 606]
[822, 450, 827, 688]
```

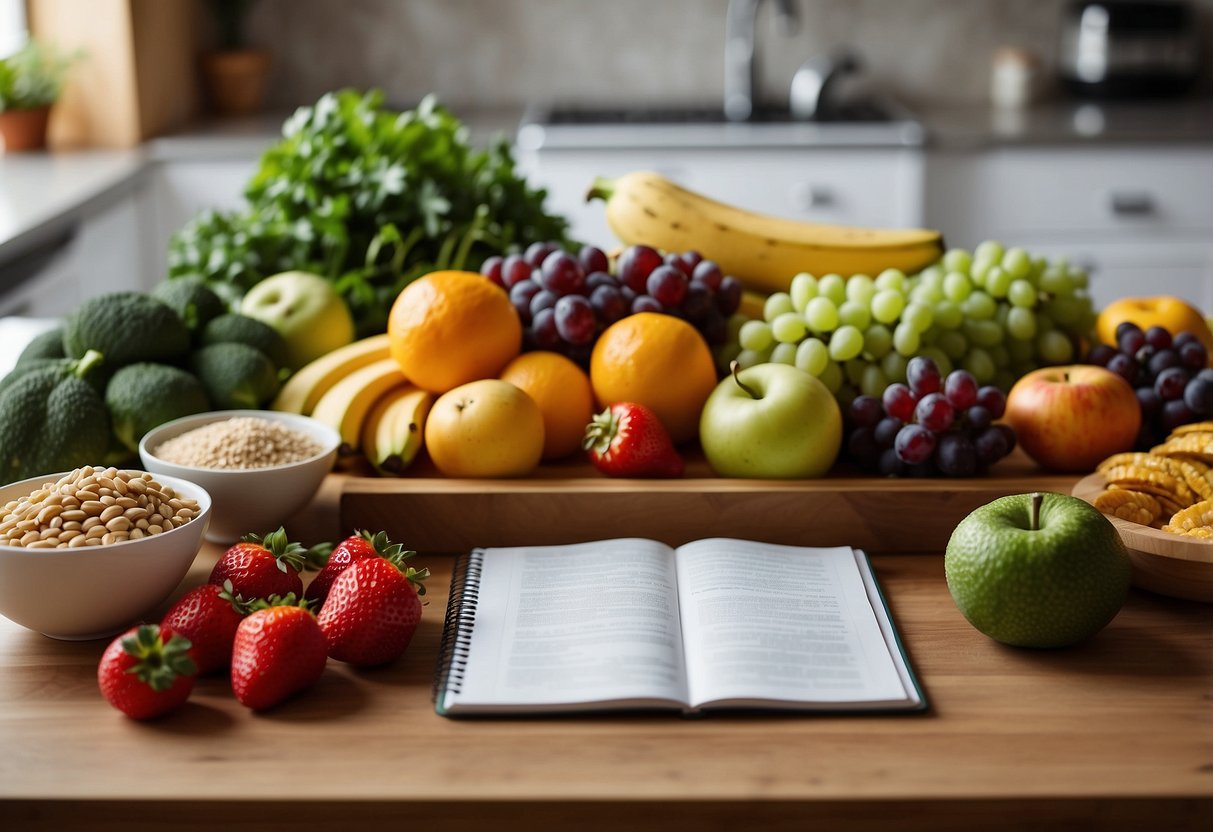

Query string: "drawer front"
[946, 148, 1213, 238]
[698, 149, 921, 229]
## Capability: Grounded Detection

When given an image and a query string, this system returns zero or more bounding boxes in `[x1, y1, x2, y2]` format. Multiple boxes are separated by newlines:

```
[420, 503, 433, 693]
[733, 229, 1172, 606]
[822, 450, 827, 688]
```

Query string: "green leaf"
[165, 88, 573, 335]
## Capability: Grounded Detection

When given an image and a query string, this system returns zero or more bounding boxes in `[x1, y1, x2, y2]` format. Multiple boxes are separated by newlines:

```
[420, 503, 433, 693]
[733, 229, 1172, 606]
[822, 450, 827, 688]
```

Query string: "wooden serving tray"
[339, 449, 1079, 555]
[1073, 473, 1213, 603]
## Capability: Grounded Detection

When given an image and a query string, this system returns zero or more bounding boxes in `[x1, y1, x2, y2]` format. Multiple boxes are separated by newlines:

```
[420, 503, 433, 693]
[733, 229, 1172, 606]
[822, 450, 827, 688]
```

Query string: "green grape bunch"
[733, 241, 1098, 404]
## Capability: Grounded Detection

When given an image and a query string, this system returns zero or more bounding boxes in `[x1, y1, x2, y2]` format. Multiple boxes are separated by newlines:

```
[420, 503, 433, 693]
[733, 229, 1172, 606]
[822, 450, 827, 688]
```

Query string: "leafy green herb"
[168, 90, 571, 336]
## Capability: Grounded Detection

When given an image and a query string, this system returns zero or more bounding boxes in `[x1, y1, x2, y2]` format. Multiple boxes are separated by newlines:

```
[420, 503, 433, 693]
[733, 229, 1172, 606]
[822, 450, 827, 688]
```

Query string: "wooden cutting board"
[339, 449, 1080, 554]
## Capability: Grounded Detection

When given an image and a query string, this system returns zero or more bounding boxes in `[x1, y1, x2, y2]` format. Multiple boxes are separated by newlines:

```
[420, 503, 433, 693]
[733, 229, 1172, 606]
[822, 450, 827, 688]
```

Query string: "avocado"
[190, 343, 280, 410]
[15, 327, 66, 365]
[0, 351, 110, 485]
[105, 363, 211, 453]
[63, 292, 190, 367]
[200, 313, 290, 369]
[152, 277, 227, 333]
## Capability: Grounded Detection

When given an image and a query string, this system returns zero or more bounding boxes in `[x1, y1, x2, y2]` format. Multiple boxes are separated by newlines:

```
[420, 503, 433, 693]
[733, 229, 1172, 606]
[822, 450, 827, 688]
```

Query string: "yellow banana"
[309, 357, 408, 455]
[272, 334, 392, 415]
[361, 385, 434, 475]
[587, 171, 944, 294]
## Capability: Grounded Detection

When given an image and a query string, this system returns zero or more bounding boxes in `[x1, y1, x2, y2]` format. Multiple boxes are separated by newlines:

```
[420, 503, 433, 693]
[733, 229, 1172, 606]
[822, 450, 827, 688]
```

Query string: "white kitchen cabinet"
[1014, 239, 1213, 311]
[925, 146, 1213, 307]
[0, 184, 152, 316]
[516, 147, 925, 249]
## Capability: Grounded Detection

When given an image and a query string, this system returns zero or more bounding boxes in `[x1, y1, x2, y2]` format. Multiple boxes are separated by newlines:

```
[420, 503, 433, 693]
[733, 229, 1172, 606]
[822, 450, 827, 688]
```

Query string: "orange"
[388, 270, 522, 393]
[499, 351, 595, 460]
[590, 313, 717, 444]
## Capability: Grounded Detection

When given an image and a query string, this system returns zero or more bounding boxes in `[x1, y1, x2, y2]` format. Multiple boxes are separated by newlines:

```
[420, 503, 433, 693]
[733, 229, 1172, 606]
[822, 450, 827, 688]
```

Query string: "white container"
[139, 410, 339, 544]
[0, 471, 211, 640]
[991, 47, 1039, 109]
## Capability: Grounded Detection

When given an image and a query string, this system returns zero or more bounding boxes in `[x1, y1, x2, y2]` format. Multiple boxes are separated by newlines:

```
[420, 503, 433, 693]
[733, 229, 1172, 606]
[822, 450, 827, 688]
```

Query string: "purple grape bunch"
[480, 242, 743, 367]
[844, 356, 1017, 477]
[1086, 322, 1212, 448]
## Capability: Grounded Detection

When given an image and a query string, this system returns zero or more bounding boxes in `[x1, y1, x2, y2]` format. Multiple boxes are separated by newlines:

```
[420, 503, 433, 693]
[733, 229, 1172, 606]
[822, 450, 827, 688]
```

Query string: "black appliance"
[1058, 0, 1201, 97]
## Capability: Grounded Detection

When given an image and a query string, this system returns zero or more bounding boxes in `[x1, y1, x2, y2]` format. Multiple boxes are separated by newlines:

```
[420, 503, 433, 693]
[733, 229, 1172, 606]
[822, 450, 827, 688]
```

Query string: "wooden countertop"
[1, 475, 1211, 831]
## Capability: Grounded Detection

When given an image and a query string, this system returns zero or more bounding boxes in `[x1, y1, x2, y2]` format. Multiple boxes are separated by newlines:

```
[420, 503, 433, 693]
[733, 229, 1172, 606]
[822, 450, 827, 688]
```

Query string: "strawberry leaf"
[582, 406, 620, 455]
[120, 625, 197, 691]
[304, 541, 334, 571]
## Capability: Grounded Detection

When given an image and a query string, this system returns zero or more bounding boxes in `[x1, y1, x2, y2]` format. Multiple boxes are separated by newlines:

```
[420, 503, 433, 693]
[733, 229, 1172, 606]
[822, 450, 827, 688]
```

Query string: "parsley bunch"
[168, 90, 570, 336]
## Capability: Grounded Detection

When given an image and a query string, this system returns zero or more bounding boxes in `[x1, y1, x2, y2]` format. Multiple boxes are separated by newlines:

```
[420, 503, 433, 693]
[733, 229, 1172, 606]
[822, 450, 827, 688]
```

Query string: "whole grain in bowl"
[0, 467, 200, 549]
[153, 417, 323, 470]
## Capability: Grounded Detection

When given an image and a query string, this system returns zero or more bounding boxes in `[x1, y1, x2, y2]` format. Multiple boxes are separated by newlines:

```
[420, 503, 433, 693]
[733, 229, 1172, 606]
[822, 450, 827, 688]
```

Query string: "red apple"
[1005, 365, 1141, 473]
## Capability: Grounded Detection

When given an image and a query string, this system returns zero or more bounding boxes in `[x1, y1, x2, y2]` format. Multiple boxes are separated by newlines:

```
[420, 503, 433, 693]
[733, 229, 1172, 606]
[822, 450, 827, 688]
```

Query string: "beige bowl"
[139, 410, 339, 544]
[0, 471, 212, 640]
[1073, 473, 1213, 603]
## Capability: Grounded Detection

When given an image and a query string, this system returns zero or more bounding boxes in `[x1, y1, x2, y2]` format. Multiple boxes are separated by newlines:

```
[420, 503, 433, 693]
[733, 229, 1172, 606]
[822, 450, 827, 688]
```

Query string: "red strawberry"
[317, 548, 429, 667]
[230, 596, 328, 710]
[209, 527, 307, 600]
[97, 624, 197, 720]
[161, 580, 254, 674]
[305, 530, 398, 607]
[582, 402, 684, 478]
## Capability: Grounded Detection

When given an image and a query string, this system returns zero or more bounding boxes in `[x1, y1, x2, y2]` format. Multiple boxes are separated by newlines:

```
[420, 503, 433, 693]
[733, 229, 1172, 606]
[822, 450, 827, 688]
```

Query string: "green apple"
[699, 362, 842, 478]
[945, 492, 1131, 648]
[240, 271, 355, 370]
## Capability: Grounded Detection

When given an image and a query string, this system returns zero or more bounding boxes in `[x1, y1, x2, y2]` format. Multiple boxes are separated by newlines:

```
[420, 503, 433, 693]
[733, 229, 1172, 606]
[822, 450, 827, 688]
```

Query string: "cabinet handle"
[1108, 191, 1155, 216]
[1072, 258, 1098, 276]
[791, 183, 836, 210]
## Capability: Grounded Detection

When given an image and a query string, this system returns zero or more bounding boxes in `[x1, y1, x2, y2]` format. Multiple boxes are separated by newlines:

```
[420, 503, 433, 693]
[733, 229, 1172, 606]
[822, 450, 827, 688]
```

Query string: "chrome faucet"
[789, 50, 861, 120]
[724, 0, 800, 122]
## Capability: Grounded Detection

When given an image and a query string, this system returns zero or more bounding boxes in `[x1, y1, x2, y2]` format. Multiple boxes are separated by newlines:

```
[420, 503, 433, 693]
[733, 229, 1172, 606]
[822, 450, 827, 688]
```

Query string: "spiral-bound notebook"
[434, 538, 925, 717]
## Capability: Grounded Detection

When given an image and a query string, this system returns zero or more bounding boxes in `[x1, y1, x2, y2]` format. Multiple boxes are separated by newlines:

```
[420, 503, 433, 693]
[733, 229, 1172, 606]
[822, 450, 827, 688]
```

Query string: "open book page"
[443, 538, 690, 713]
[674, 539, 915, 710]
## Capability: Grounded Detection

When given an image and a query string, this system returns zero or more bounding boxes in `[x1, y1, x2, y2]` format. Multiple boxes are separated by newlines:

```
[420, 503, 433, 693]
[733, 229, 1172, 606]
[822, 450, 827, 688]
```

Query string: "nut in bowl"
[139, 410, 339, 544]
[0, 468, 212, 640]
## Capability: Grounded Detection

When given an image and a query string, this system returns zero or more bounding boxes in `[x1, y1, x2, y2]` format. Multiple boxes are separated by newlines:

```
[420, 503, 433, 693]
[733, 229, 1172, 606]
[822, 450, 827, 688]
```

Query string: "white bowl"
[0, 471, 212, 640]
[139, 410, 339, 544]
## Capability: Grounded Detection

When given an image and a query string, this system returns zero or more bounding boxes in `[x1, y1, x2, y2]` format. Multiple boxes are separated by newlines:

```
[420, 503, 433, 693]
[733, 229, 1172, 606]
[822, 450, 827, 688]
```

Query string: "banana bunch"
[588, 171, 944, 295]
[272, 335, 433, 474]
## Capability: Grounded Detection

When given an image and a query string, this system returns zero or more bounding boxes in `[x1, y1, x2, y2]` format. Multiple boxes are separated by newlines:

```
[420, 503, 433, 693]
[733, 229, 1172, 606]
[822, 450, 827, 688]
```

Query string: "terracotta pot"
[0, 106, 52, 153]
[202, 49, 272, 116]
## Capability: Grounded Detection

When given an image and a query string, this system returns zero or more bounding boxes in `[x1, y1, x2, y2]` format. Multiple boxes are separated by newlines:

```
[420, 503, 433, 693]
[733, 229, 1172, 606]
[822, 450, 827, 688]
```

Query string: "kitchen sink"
[516, 100, 925, 151]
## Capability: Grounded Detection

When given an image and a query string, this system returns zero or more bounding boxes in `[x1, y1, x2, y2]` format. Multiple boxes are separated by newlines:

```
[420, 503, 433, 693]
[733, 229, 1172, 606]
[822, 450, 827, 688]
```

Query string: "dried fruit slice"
[1151, 436, 1213, 462]
[1093, 488, 1161, 526]
[1102, 464, 1194, 506]
[1168, 422, 1213, 436]
[1099, 453, 1211, 501]
[1166, 499, 1213, 532]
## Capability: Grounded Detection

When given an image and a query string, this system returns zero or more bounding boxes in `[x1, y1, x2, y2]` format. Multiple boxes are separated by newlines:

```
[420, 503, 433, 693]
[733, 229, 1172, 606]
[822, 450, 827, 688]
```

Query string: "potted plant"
[0, 40, 74, 152]
[202, 0, 272, 116]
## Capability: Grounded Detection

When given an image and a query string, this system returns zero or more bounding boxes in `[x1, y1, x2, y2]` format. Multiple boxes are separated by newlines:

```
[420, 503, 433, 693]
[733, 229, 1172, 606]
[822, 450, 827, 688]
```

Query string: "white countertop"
[0, 148, 147, 263]
[0, 316, 58, 377]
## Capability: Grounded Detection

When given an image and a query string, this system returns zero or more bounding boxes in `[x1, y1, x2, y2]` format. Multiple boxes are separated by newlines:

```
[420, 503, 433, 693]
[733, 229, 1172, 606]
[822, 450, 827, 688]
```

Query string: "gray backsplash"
[247, 0, 1213, 112]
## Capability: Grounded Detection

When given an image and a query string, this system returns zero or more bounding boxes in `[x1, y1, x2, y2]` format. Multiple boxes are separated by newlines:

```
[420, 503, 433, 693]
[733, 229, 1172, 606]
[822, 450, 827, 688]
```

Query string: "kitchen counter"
[0, 474, 1210, 831]
[0, 148, 147, 263]
[921, 98, 1213, 149]
[3, 96, 1212, 301]
[0, 106, 533, 269]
